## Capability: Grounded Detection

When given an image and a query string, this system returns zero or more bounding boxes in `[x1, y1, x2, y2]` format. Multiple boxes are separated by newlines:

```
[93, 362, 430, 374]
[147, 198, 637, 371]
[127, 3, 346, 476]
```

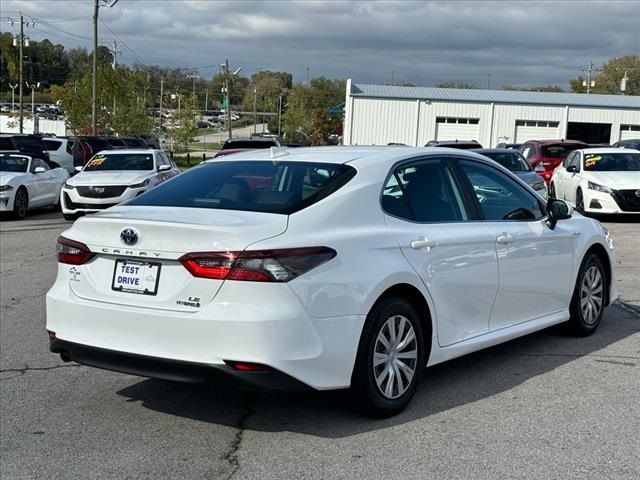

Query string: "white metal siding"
[435, 123, 479, 141]
[344, 84, 640, 147]
[515, 125, 560, 143]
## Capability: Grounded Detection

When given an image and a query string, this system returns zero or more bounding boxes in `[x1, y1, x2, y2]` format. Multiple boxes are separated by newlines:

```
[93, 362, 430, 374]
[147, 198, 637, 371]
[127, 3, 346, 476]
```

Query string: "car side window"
[30, 158, 50, 173]
[458, 160, 545, 221]
[571, 153, 581, 171]
[563, 152, 575, 168]
[382, 159, 469, 222]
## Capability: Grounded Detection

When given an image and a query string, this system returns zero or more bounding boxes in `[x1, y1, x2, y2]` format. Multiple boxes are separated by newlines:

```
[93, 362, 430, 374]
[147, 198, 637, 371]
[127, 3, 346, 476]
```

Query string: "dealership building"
[343, 80, 640, 147]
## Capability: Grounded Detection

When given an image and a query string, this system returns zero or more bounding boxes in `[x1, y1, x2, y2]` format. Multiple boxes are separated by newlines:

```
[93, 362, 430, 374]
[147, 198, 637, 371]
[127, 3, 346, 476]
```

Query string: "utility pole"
[109, 39, 121, 69]
[581, 62, 601, 94]
[19, 13, 24, 133]
[306, 67, 310, 86]
[278, 95, 282, 137]
[391, 70, 394, 86]
[205, 88, 209, 111]
[253, 88, 257, 135]
[159, 76, 164, 130]
[92, 0, 120, 135]
[221, 59, 242, 140]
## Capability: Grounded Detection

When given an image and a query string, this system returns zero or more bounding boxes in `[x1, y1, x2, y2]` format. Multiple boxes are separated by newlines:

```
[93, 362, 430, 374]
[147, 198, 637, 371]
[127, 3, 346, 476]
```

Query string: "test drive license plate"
[112, 259, 161, 295]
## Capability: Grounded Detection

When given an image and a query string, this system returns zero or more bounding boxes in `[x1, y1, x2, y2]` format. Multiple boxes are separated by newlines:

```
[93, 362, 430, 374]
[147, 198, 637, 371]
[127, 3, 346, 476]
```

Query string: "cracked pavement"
[1, 211, 639, 479]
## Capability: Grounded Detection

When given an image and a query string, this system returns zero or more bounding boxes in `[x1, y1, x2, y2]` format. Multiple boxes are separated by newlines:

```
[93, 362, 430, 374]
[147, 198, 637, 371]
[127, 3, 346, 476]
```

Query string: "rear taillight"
[56, 236, 95, 265]
[180, 247, 336, 282]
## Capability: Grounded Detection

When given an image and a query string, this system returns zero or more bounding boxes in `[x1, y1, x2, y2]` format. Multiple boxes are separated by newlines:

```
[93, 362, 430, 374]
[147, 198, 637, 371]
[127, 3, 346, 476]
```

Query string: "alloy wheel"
[580, 265, 603, 325]
[373, 315, 418, 399]
[15, 190, 27, 218]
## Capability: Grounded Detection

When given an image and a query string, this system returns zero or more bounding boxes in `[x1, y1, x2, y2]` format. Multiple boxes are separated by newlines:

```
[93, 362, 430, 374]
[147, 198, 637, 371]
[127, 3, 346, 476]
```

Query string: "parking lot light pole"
[253, 88, 257, 135]
[9, 83, 18, 111]
[26, 81, 40, 133]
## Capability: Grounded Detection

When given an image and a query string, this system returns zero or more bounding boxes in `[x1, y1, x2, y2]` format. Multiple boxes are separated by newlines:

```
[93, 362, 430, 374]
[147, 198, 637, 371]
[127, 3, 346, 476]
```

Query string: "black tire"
[548, 182, 556, 199]
[575, 188, 585, 214]
[63, 213, 78, 221]
[350, 296, 425, 417]
[13, 187, 28, 219]
[567, 253, 606, 336]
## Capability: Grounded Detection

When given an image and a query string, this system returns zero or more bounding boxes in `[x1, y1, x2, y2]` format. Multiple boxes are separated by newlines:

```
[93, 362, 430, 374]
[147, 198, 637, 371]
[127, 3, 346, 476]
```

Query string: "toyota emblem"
[635, 190, 640, 198]
[120, 228, 138, 246]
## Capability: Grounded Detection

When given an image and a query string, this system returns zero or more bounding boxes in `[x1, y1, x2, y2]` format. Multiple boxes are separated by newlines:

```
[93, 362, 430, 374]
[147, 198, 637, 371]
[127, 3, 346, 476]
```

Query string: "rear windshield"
[480, 151, 531, 172]
[127, 161, 356, 215]
[10, 136, 45, 150]
[84, 153, 155, 171]
[221, 140, 276, 150]
[43, 139, 62, 151]
[541, 144, 583, 158]
[584, 152, 640, 171]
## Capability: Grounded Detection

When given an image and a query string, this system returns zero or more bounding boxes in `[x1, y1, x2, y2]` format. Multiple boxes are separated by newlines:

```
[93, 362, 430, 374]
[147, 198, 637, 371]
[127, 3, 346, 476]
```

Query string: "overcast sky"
[2, 0, 639, 89]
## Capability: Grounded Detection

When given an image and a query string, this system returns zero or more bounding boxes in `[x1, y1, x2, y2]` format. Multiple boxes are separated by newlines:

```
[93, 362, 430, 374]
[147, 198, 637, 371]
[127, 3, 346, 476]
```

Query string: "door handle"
[410, 238, 437, 250]
[496, 233, 514, 244]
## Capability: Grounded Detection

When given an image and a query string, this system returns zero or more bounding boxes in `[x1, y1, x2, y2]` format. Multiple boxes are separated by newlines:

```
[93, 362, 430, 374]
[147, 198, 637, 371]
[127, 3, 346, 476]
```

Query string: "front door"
[382, 157, 499, 347]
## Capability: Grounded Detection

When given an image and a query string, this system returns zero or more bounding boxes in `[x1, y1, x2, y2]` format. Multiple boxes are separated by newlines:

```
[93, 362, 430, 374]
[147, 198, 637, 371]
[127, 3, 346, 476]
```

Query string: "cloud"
[3, 0, 639, 88]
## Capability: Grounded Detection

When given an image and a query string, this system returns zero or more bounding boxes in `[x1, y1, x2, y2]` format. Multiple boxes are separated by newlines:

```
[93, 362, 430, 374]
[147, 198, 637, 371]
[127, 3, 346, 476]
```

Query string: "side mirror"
[566, 165, 578, 173]
[74, 165, 84, 172]
[158, 164, 172, 172]
[546, 198, 572, 230]
[34, 166, 46, 174]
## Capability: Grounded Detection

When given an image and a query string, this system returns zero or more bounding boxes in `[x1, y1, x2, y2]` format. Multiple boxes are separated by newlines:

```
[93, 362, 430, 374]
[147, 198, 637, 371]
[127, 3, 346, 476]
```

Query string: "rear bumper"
[46, 275, 366, 390]
[50, 338, 311, 392]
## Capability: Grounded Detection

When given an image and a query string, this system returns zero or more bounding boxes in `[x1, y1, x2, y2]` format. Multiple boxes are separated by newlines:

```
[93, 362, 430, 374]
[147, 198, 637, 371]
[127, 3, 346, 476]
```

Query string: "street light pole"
[253, 88, 257, 135]
[26, 81, 40, 133]
[9, 84, 18, 112]
[19, 13, 24, 133]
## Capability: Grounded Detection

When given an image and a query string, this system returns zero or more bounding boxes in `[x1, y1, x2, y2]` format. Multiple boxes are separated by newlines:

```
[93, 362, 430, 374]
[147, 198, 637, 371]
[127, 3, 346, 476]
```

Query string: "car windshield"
[127, 161, 356, 215]
[83, 153, 155, 171]
[0, 155, 29, 172]
[480, 151, 531, 172]
[541, 144, 583, 158]
[583, 152, 640, 171]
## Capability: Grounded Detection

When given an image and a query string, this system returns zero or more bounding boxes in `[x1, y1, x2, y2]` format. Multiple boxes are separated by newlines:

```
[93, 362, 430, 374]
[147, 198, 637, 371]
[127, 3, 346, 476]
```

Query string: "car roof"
[472, 148, 520, 153]
[524, 139, 587, 145]
[204, 145, 493, 168]
[578, 148, 640, 155]
[93, 149, 160, 155]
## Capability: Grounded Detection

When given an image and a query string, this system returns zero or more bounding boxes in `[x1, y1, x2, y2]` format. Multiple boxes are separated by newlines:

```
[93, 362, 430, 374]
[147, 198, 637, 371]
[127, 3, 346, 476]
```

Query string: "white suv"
[60, 149, 180, 220]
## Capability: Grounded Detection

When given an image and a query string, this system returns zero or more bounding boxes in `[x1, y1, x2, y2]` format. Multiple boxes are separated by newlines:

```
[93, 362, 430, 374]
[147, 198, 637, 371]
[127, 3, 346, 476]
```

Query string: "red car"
[213, 138, 280, 158]
[518, 140, 588, 184]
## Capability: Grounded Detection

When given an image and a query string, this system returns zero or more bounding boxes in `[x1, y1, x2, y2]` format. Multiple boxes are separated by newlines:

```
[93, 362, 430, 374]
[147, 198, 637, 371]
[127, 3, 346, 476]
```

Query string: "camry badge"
[120, 228, 139, 246]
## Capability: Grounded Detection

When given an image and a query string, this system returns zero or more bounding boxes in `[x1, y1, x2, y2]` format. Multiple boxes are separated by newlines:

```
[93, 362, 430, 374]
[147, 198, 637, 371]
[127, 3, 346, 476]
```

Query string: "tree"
[436, 81, 476, 89]
[171, 94, 198, 150]
[52, 65, 152, 135]
[501, 84, 564, 92]
[282, 77, 345, 145]
[569, 55, 640, 95]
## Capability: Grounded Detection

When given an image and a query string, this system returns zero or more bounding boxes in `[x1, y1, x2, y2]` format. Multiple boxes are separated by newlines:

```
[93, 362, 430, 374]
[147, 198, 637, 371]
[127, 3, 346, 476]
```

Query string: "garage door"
[435, 117, 479, 141]
[514, 120, 560, 143]
[620, 125, 640, 141]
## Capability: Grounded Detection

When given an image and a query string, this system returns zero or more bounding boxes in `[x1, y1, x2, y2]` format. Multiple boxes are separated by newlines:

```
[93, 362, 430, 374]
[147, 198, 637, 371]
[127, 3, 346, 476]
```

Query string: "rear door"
[456, 159, 574, 330]
[382, 157, 499, 347]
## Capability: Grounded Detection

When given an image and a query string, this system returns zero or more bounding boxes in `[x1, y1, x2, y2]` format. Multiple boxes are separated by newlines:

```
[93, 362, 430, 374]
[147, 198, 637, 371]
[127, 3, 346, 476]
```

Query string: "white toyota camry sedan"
[1, 153, 69, 219]
[47, 146, 617, 416]
[550, 148, 640, 215]
[60, 149, 180, 220]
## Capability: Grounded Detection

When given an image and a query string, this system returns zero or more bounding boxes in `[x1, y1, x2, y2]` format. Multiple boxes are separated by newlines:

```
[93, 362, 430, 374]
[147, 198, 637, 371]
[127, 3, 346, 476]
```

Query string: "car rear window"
[0, 138, 13, 150]
[480, 151, 531, 172]
[541, 144, 583, 158]
[127, 161, 356, 215]
[43, 139, 62, 151]
[11, 136, 45, 150]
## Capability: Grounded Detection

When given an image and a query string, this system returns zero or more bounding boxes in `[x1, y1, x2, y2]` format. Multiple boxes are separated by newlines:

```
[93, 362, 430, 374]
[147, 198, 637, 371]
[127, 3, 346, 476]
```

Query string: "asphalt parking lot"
[1, 211, 638, 480]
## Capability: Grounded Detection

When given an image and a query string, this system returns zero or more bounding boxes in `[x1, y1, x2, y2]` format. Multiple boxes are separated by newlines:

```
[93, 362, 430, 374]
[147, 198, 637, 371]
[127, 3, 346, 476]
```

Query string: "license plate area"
[112, 259, 161, 295]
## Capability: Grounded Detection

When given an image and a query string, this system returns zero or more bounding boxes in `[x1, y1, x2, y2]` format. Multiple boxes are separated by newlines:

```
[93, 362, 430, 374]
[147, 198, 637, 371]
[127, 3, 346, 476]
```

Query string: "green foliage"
[570, 55, 640, 95]
[501, 84, 564, 92]
[282, 77, 346, 145]
[171, 94, 198, 149]
[52, 65, 152, 135]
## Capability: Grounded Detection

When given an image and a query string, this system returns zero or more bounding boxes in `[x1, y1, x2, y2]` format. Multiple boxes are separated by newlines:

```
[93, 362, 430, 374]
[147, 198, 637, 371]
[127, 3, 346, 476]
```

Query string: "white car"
[47, 146, 617, 416]
[0, 153, 69, 219]
[550, 148, 640, 215]
[60, 149, 180, 221]
[42, 137, 75, 174]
